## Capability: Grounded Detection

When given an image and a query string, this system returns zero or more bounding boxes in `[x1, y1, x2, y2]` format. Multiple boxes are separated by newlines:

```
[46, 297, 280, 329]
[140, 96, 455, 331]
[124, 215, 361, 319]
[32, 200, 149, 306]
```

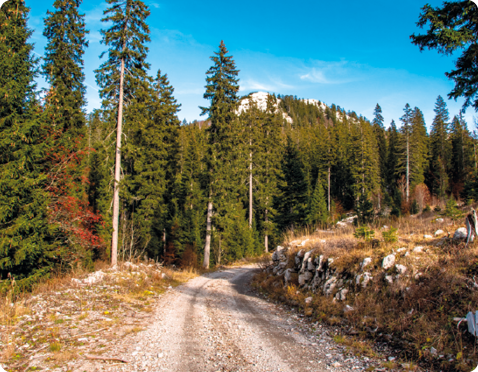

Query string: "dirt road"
[88, 266, 378, 372]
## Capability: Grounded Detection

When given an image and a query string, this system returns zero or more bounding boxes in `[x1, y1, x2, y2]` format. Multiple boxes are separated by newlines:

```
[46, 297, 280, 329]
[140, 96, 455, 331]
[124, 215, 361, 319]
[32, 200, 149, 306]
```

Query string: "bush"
[382, 227, 398, 243]
[441, 198, 464, 222]
[354, 226, 375, 241]
[423, 204, 431, 212]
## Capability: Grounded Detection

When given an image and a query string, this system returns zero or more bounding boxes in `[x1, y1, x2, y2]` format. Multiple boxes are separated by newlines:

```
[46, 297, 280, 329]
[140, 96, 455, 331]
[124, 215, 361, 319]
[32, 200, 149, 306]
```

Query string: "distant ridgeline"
[1, 0, 477, 287]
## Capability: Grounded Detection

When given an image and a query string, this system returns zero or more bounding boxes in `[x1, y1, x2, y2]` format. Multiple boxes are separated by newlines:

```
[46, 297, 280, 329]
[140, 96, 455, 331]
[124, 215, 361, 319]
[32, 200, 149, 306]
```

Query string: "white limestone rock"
[413, 246, 424, 253]
[434, 230, 445, 236]
[382, 254, 396, 269]
[385, 275, 394, 284]
[453, 227, 468, 241]
[323, 276, 338, 296]
[361, 257, 372, 271]
[305, 296, 313, 305]
[424, 234, 433, 239]
[395, 264, 407, 275]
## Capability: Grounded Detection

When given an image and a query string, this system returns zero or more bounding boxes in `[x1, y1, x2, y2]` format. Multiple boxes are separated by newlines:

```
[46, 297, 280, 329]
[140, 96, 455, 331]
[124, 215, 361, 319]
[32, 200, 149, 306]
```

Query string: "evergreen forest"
[1, 0, 478, 289]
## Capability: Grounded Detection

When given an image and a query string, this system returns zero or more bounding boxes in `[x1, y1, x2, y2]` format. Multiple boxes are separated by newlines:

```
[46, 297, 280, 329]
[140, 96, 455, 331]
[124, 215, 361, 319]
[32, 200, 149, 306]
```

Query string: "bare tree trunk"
[203, 197, 213, 269]
[327, 166, 331, 212]
[111, 55, 125, 267]
[406, 135, 410, 203]
[264, 208, 268, 253]
[249, 149, 253, 228]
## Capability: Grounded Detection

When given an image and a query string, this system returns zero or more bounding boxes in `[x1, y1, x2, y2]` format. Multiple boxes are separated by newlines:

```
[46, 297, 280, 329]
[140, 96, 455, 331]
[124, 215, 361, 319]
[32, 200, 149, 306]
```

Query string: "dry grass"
[254, 209, 478, 372]
[0, 259, 203, 371]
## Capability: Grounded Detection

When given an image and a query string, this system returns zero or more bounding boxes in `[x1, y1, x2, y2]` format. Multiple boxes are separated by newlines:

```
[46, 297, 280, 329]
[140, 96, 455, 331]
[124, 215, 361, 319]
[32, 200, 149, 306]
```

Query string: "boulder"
[300, 250, 313, 272]
[382, 254, 396, 269]
[413, 246, 424, 253]
[323, 276, 338, 296]
[397, 247, 407, 253]
[335, 288, 348, 301]
[356, 272, 373, 288]
[395, 264, 407, 275]
[385, 275, 394, 284]
[343, 305, 354, 312]
[298, 271, 313, 286]
[453, 227, 468, 241]
[424, 235, 433, 239]
[361, 257, 372, 271]
[434, 230, 445, 237]
[305, 296, 313, 305]
[436, 218, 444, 223]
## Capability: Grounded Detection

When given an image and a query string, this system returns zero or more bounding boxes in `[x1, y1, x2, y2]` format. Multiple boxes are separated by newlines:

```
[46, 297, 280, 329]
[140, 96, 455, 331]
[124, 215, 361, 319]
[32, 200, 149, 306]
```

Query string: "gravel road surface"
[84, 266, 379, 372]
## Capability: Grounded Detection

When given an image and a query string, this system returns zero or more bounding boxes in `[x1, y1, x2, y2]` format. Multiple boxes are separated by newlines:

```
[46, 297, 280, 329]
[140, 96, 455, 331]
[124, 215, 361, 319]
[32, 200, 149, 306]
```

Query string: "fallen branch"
[85, 354, 129, 363]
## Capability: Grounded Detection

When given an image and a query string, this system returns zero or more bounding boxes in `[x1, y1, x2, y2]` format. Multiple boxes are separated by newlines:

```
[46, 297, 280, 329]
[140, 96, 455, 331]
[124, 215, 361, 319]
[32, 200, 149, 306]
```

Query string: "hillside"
[255, 207, 478, 371]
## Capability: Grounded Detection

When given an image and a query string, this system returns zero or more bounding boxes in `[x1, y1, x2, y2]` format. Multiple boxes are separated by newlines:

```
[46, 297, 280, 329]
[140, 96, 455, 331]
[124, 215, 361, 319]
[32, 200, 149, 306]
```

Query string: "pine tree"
[95, 0, 151, 265]
[200, 41, 240, 268]
[372, 104, 387, 192]
[409, 107, 428, 188]
[274, 136, 308, 231]
[43, 0, 88, 137]
[429, 96, 451, 197]
[0, 0, 57, 288]
[307, 178, 328, 225]
[42, 0, 102, 261]
[450, 113, 474, 197]
[397, 104, 413, 203]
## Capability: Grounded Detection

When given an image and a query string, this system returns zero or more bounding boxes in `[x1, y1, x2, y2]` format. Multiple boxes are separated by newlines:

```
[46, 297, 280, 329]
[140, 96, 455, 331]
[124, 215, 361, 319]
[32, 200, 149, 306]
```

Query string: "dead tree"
[465, 208, 478, 248]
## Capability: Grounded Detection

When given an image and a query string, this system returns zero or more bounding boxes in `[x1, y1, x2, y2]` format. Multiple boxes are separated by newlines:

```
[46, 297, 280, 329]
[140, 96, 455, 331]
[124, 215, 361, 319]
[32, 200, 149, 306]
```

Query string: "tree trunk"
[327, 166, 331, 212]
[111, 55, 125, 267]
[264, 208, 268, 253]
[249, 149, 253, 228]
[406, 134, 410, 203]
[203, 197, 213, 269]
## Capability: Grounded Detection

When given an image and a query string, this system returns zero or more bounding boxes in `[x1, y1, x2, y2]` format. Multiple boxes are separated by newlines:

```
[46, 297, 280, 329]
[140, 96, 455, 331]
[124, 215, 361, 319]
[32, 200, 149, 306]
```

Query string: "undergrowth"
[254, 209, 478, 372]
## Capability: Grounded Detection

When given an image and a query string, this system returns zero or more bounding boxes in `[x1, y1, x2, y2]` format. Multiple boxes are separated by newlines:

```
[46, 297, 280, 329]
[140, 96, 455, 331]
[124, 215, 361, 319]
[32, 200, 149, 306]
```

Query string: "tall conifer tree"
[429, 96, 451, 197]
[200, 41, 240, 268]
[95, 0, 151, 265]
[0, 0, 57, 288]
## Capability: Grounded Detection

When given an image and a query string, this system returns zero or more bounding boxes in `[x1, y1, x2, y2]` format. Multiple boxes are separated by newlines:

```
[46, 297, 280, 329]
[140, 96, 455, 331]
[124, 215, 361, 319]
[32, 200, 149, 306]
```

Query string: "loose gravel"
[70, 266, 384, 372]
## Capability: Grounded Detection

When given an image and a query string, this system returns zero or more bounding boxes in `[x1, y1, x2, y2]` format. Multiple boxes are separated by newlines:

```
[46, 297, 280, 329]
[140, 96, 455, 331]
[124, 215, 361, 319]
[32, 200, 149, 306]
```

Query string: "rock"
[297, 250, 305, 258]
[413, 246, 424, 253]
[336, 221, 347, 228]
[430, 347, 437, 355]
[424, 234, 433, 239]
[356, 272, 373, 288]
[382, 254, 396, 269]
[382, 225, 389, 230]
[307, 258, 315, 271]
[305, 296, 313, 305]
[298, 271, 313, 286]
[397, 247, 407, 253]
[395, 264, 407, 275]
[315, 255, 325, 272]
[284, 269, 294, 284]
[323, 276, 338, 296]
[453, 227, 468, 241]
[300, 250, 313, 272]
[385, 275, 394, 284]
[434, 229, 445, 236]
[361, 257, 372, 271]
[436, 218, 444, 223]
[405, 251, 410, 257]
[343, 305, 354, 312]
[335, 288, 348, 301]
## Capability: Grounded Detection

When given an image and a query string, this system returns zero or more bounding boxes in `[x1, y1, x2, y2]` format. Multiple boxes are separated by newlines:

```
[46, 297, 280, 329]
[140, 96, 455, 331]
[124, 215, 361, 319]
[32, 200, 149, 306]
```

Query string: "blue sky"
[26, 0, 477, 130]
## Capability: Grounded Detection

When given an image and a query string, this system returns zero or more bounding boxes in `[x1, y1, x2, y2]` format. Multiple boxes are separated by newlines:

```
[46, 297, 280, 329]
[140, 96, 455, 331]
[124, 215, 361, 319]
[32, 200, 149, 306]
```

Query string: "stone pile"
[265, 243, 416, 303]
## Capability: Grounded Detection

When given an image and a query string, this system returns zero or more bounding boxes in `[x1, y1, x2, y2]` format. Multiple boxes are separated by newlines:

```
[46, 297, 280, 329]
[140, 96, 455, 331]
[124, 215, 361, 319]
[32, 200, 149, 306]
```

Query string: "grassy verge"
[253, 211, 478, 371]
[0, 260, 202, 372]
